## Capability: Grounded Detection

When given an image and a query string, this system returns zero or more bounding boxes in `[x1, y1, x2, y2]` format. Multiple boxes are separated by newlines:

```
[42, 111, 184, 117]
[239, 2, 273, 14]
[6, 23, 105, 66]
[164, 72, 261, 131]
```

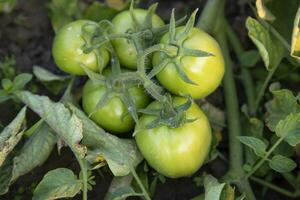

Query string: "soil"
[0, 0, 297, 200]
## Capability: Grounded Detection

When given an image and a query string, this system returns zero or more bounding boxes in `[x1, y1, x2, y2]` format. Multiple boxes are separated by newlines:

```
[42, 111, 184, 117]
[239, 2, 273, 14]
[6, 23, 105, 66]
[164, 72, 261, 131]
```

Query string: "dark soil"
[0, 0, 297, 200]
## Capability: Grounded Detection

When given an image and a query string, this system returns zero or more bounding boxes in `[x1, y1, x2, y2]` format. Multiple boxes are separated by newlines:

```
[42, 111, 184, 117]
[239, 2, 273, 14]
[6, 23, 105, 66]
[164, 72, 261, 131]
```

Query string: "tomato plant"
[135, 97, 212, 178]
[52, 20, 110, 75]
[152, 26, 225, 99]
[111, 8, 165, 69]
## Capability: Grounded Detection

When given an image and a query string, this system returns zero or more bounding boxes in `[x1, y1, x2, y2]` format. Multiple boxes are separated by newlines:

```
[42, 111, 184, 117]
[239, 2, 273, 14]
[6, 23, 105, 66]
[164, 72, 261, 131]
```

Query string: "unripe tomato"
[52, 20, 110, 75]
[111, 9, 164, 69]
[135, 97, 212, 178]
[153, 27, 225, 99]
[82, 74, 150, 134]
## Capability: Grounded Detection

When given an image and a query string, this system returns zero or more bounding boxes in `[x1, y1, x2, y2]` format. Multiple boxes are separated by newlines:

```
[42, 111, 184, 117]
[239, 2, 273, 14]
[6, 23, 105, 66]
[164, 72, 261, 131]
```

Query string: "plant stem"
[225, 21, 256, 114]
[77, 157, 88, 200]
[250, 176, 300, 198]
[245, 136, 284, 179]
[215, 17, 256, 200]
[253, 66, 277, 113]
[130, 168, 151, 200]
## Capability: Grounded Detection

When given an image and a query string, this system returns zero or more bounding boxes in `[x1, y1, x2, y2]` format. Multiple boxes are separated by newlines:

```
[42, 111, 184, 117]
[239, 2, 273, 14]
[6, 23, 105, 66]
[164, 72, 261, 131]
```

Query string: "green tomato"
[111, 9, 164, 69]
[52, 20, 110, 75]
[153, 27, 225, 99]
[82, 73, 150, 134]
[135, 97, 212, 178]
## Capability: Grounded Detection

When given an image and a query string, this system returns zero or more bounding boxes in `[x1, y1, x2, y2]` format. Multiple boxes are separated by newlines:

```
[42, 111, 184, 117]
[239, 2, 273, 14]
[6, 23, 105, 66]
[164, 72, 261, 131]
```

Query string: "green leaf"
[47, 0, 81, 32]
[33, 168, 82, 200]
[33, 65, 70, 82]
[269, 155, 297, 173]
[12, 73, 32, 92]
[0, 158, 13, 195]
[246, 17, 284, 71]
[275, 112, 300, 146]
[0, 90, 10, 103]
[104, 175, 142, 200]
[263, 0, 299, 42]
[203, 175, 234, 200]
[256, 0, 275, 21]
[84, 1, 119, 22]
[11, 123, 57, 182]
[17, 91, 86, 157]
[0, 107, 26, 167]
[271, 135, 294, 158]
[238, 136, 267, 157]
[69, 104, 143, 176]
[291, 6, 300, 60]
[265, 89, 300, 131]
[239, 50, 261, 67]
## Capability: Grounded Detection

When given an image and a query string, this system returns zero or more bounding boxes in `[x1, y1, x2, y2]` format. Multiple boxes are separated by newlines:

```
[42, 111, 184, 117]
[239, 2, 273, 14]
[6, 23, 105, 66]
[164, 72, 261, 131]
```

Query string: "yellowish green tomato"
[135, 97, 212, 178]
[52, 20, 110, 75]
[111, 9, 165, 69]
[152, 27, 225, 99]
[82, 77, 150, 134]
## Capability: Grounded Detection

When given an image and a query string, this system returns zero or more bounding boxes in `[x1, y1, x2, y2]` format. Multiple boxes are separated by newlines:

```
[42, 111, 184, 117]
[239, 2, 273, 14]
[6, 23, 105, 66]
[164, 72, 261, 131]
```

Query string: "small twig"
[250, 176, 300, 198]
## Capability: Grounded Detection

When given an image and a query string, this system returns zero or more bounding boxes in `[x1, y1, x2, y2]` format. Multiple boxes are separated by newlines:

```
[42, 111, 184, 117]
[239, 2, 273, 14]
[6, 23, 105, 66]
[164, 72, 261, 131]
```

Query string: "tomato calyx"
[138, 95, 197, 130]
[151, 10, 215, 85]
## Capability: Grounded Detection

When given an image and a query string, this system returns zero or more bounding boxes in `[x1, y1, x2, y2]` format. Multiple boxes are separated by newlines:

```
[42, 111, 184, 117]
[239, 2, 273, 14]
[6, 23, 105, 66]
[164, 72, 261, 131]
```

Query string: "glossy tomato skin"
[111, 9, 164, 69]
[52, 20, 109, 75]
[82, 77, 150, 134]
[135, 97, 212, 178]
[153, 27, 225, 99]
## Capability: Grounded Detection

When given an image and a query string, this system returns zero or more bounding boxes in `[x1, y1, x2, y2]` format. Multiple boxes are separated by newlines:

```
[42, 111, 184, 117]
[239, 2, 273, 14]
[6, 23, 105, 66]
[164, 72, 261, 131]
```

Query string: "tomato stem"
[224, 21, 256, 115]
[245, 136, 284, 179]
[130, 167, 151, 200]
[205, 1, 255, 198]
[216, 26, 256, 200]
[77, 157, 88, 200]
[253, 66, 278, 113]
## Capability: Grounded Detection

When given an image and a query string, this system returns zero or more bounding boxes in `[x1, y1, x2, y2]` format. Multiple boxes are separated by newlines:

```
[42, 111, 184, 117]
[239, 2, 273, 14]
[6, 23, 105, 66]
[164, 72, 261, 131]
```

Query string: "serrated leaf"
[0, 107, 26, 167]
[246, 17, 284, 71]
[256, 0, 275, 21]
[33, 65, 69, 82]
[69, 104, 143, 176]
[265, 89, 300, 131]
[11, 123, 57, 182]
[269, 155, 297, 173]
[33, 168, 82, 200]
[17, 91, 86, 157]
[238, 136, 267, 157]
[275, 112, 300, 146]
[291, 6, 300, 60]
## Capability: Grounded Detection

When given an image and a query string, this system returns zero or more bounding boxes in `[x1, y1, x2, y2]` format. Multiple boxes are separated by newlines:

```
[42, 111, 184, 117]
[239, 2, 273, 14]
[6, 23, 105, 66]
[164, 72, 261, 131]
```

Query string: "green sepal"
[176, 9, 198, 41]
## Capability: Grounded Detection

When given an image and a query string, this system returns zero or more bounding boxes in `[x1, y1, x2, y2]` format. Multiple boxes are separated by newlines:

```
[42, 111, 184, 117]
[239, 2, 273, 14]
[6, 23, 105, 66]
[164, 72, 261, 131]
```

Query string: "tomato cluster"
[52, 5, 224, 178]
